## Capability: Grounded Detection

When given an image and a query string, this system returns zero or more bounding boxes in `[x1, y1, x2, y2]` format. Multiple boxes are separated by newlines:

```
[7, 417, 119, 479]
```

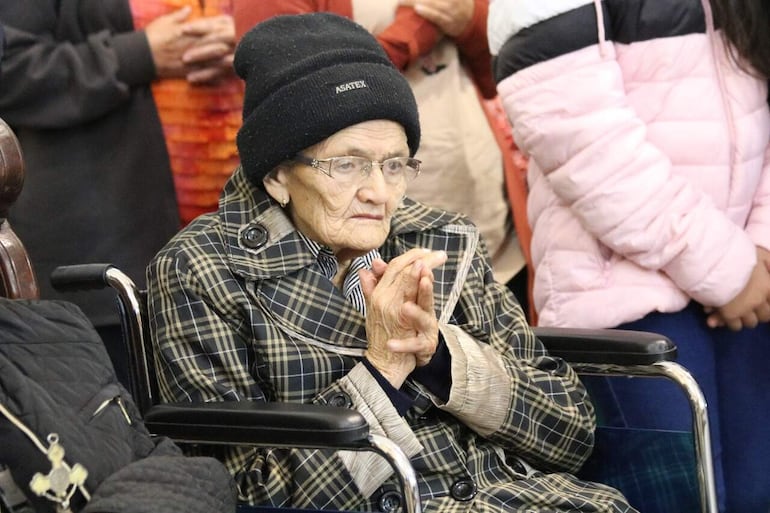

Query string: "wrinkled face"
[264, 120, 410, 262]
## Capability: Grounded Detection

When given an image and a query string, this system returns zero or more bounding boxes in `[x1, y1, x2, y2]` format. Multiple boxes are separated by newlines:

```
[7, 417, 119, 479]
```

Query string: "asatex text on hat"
[335, 80, 367, 94]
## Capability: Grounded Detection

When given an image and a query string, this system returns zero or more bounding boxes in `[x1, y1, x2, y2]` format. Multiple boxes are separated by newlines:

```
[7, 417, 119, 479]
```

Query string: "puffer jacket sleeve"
[746, 144, 770, 251]
[489, 0, 757, 307]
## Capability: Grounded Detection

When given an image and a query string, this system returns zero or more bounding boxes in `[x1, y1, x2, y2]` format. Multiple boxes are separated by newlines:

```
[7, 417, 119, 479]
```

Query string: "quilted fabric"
[0, 298, 236, 513]
[492, 0, 770, 328]
[82, 443, 236, 513]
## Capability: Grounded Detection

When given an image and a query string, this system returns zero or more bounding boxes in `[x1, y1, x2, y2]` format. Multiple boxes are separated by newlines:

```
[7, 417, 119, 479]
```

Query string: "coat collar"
[217, 168, 476, 352]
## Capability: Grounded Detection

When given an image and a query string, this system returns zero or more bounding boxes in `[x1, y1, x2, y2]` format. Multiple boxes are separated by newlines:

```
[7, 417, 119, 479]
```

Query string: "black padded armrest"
[50, 263, 115, 291]
[144, 401, 370, 448]
[533, 327, 677, 365]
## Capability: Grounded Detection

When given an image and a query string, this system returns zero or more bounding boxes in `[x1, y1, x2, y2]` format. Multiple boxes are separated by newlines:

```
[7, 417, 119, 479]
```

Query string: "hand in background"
[400, 0, 474, 37]
[181, 15, 236, 84]
[759, 245, 770, 271]
[360, 248, 446, 387]
[144, 7, 198, 79]
[706, 246, 770, 330]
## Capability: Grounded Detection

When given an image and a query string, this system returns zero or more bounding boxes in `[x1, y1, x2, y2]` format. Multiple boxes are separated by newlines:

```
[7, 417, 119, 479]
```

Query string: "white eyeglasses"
[293, 154, 421, 186]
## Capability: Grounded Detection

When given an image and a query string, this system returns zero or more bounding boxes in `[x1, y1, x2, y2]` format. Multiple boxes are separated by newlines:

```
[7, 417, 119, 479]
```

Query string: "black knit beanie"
[234, 12, 421, 188]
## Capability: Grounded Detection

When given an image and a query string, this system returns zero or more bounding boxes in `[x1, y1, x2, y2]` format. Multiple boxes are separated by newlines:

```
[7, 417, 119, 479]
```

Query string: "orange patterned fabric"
[130, 0, 243, 225]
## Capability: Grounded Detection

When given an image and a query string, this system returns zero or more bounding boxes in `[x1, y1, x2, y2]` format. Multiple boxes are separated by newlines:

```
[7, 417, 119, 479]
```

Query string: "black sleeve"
[0, 1, 156, 129]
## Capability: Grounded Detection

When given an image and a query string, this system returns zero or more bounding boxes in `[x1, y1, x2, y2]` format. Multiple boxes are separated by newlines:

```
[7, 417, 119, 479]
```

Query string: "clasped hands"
[144, 7, 235, 85]
[359, 248, 447, 389]
[706, 246, 770, 331]
[399, 0, 475, 38]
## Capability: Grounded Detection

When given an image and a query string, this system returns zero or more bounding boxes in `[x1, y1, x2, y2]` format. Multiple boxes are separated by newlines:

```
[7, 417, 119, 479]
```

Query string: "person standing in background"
[233, 0, 529, 318]
[0, 0, 233, 382]
[131, 0, 243, 226]
[490, 0, 770, 511]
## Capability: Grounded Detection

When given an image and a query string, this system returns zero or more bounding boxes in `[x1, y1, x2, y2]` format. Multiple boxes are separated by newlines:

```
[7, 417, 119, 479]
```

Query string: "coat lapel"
[254, 267, 368, 355]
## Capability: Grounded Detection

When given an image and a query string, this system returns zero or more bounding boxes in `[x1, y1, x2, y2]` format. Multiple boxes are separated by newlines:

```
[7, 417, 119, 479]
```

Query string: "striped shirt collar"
[297, 232, 380, 315]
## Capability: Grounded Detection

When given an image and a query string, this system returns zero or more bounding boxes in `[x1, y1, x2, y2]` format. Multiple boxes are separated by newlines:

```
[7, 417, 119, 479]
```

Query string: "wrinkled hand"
[145, 7, 198, 79]
[706, 246, 770, 330]
[399, 0, 475, 37]
[387, 266, 440, 368]
[359, 248, 447, 387]
[181, 15, 236, 84]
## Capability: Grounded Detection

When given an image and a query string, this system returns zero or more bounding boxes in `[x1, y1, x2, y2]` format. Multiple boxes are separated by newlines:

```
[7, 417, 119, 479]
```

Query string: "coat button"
[241, 224, 268, 249]
[378, 490, 402, 513]
[329, 392, 352, 408]
[450, 479, 477, 501]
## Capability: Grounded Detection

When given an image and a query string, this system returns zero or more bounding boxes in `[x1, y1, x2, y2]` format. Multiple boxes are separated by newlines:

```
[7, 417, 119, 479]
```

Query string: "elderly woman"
[147, 12, 635, 513]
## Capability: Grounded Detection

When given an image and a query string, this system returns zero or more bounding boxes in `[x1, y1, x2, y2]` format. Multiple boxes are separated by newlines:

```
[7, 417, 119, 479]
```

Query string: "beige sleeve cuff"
[337, 363, 423, 497]
[438, 324, 513, 436]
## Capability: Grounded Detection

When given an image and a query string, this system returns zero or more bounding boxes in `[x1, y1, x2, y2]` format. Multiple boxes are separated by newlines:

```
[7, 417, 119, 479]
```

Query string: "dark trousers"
[583, 303, 770, 513]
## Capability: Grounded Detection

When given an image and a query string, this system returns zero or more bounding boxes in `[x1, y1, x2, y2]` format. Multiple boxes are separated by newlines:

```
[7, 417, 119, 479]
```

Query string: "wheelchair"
[0, 117, 418, 513]
[0, 116, 717, 513]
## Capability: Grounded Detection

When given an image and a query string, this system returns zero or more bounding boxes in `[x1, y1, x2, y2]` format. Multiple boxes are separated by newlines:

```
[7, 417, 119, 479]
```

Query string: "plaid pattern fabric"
[147, 167, 637, 512]
[578, 427, 699, 513]
[297, 231, 378, 315]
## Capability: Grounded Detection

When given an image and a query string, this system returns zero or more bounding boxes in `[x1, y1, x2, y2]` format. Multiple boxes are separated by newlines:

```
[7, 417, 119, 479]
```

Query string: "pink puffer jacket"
[490, 0, 770, 328]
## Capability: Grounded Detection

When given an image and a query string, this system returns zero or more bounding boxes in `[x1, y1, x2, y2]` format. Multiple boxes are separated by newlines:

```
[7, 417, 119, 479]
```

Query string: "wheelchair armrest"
[533, 327, 677, 365]
[146, 402, 423, 513]
[144, 401, 371, 448]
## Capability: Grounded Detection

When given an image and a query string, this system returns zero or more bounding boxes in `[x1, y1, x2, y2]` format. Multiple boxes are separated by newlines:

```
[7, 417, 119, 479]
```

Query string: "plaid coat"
[147, 167, 635, 512]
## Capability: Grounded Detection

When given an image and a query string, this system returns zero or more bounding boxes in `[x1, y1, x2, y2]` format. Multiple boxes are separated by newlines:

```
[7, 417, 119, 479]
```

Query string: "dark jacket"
[0, 0, 179, 326]
[0, 298, 236, 513]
